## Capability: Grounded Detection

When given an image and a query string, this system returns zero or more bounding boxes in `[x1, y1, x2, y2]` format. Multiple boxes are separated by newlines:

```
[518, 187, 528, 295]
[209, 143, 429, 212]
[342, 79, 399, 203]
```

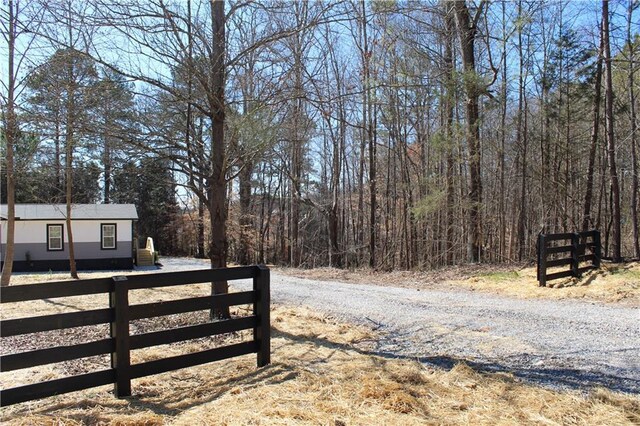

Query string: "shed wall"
[1, 219, 135, 271]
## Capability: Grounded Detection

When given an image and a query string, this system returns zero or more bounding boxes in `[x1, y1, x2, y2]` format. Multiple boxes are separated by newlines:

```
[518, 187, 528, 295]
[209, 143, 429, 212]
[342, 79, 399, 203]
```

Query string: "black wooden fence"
[0, 265, 270, 406]
[537, 230, 601, 286]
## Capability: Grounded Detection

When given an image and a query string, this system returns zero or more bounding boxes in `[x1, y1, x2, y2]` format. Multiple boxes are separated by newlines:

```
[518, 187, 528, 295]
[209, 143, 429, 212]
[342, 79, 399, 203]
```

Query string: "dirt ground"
[8, 259, 638, 306]
[1, 304, 639, 425]
[276, 261, 640, 306]
[1, 264, 639, 424]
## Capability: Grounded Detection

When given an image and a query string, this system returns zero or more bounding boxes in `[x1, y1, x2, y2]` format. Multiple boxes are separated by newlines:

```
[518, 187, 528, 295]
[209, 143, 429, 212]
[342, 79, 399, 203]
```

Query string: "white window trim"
[47, 224, 64, 251]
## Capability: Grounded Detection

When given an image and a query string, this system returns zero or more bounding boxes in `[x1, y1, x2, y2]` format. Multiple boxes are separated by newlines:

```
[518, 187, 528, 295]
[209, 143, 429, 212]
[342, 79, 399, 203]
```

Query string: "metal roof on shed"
[0, 204, 138, 220]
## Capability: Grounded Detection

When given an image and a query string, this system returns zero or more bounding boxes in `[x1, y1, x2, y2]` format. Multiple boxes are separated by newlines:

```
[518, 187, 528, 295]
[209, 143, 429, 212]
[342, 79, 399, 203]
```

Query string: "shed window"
[101, 224, 117, 250]
[47, 224, 63, 251]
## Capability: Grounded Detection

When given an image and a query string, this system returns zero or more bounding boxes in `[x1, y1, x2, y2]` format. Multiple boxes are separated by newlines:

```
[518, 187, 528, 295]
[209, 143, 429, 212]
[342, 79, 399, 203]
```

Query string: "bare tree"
[1, 0, 42, 285]
[626, 0, 639, 258]
[602, 0, 621, 262]
[361, 0, 378, 269]
[15, 0, 639, 272]
[0, 0, 18, 286]
[453, 0, 485, 262]
[516, 0, 529, 261]
[444, 2, 457, 265]
[582, 19, 604, 232]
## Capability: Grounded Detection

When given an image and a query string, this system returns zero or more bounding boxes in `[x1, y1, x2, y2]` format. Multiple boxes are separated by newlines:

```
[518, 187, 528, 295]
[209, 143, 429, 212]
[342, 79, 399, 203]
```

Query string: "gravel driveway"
[239, 272, 639, 394]
[155, 259, 640, 394]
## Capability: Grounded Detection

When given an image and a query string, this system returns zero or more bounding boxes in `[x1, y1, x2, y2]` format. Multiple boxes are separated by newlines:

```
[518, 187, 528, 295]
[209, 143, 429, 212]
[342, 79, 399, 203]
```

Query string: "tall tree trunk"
[369, 107, 377, 269]
[454, 0, 484, 262]
[55, 122, 62, 200]
[357, 127, 365, 265]
[602, 0, 622, 262]
[66, 99, 78, 279]
[498, 0, 507, 260]
[238, 159, 253, 265]
[564, 70, 571, 231]
[540, 63, 551, 230]
[627, 0, 639, 258]
[538, 9, 551, 233]
[360, 0, 377, 269]
[186, 0, 207, 260]
[196, 193, 205, 257]
[290, 72, 303, 267]
[516, 0, 528, 261]
[444, 3, 456, 265]
[279, 171, 287, 262]
[65, 17, 78, 280]
[103, 135, 111, 203]
[289, 4, 307, 267]
[209, 0, 228, 318]
[328, 60, 345, 267]
[1, 0, 17, 286]
[583, 22, 604, 231]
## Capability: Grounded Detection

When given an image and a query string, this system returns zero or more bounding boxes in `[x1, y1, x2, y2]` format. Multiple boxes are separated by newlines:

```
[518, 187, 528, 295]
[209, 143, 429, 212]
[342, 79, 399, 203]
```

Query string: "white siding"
[7, 220, 132, 244]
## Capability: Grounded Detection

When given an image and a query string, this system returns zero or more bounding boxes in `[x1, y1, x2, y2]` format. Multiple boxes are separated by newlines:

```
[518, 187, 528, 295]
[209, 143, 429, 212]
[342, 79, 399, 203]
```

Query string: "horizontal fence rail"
[0, 265, 270, 407]
[537, 230, 601, 286]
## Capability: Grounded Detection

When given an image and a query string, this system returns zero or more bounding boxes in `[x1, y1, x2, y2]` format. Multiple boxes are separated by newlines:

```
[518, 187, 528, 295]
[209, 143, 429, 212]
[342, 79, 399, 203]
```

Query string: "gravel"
[227, 270, 640, 395]
[143, 258, 640, 394]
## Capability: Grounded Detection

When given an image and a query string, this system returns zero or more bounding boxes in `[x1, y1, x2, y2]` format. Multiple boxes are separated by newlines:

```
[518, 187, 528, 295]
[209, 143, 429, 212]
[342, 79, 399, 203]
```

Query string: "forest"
[1, 0, 639, 281]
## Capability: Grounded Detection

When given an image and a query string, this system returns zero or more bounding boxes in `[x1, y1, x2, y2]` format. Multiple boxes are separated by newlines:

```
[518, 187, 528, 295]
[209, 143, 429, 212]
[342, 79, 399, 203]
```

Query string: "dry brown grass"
[2, 299, 639, 425]
[7, 257, 638, 308]
[279, 261, 640, 306]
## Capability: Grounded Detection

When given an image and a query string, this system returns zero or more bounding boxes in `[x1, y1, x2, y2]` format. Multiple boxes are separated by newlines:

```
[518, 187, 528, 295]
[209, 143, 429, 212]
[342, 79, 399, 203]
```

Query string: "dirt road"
[233, 271, 639, 394]
[144, 258, 640, 394]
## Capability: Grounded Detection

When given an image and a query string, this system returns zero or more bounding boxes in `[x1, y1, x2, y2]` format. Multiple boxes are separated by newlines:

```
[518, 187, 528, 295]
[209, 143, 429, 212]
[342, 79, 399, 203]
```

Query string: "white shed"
[0, 204, 138, 272]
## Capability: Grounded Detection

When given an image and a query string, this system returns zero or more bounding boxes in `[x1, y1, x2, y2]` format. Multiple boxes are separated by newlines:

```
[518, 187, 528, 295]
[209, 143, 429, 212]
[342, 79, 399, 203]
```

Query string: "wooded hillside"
[1, 0, 639, 275]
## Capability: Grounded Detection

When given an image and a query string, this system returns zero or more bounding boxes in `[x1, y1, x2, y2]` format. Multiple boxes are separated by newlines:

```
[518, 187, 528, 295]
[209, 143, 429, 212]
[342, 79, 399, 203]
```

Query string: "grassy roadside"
[2, 305, 639, 425]
[277, 261, 640, 306]
[2, 266, 639, 424]
[8, 259, 638, 305]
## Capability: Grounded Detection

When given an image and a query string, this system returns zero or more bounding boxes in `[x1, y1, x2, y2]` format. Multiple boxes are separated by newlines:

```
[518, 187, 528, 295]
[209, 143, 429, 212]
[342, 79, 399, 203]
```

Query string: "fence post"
[571, 233, 580, 278]
[536, 233, 541, 282]
[593, 230, 602, 269]
[253, 265, 270, 368]
[110, 276, 131, 397]
[538, 233, 547, 287]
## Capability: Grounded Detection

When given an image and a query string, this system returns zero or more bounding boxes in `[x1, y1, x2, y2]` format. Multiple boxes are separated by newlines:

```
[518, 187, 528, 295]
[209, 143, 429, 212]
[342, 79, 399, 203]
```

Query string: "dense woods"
[1, 0, 639, 282]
